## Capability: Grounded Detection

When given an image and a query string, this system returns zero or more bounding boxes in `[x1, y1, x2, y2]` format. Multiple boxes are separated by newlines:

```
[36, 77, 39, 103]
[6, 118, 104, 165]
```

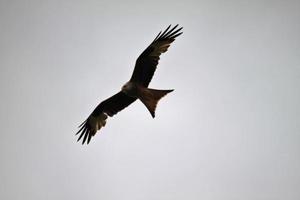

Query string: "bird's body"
[122, 81, 174, 118]
[76, 24, 183, 144]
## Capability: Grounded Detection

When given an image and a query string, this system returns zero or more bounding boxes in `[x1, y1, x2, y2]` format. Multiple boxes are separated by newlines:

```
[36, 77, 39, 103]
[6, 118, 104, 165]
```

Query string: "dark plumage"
[131, 24, 183, 87]
[76, 25, 183, 144]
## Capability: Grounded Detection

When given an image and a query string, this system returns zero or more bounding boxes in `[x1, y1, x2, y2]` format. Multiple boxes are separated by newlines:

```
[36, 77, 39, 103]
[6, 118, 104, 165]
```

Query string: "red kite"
[76, 25, 183, 144]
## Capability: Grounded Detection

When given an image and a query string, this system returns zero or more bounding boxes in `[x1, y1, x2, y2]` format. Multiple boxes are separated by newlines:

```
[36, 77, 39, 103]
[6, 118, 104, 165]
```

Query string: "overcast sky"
[0, 0, 299, 199]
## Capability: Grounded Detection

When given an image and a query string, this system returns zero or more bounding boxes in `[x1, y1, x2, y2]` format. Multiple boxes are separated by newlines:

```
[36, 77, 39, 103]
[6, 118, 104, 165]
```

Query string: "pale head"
[121, 81, 133, 91]
[121, 81, 137, 97]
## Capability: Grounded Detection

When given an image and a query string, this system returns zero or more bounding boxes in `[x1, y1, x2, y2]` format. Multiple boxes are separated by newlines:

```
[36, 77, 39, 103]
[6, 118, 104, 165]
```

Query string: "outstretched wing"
[76, 91, 137, 145]
[130, 24, 183, 87]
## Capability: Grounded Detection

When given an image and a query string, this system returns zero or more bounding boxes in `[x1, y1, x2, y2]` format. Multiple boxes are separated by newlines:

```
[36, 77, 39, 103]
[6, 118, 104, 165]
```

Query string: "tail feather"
[138, 88, 173, 118]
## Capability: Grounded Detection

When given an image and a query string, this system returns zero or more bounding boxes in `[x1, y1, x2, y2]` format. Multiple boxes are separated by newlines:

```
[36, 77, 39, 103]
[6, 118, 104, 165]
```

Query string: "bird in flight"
[76, 24, 183, 144]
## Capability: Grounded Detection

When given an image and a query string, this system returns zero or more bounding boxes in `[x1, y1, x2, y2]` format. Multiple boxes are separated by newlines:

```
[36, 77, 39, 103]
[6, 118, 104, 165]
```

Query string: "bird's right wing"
[76, 91, 137, 144]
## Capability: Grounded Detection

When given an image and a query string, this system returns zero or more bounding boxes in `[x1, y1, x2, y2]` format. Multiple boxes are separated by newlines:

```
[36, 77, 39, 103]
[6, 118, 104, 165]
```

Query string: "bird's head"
[121, 82, 133, 92]
[121, 81, 137, 97]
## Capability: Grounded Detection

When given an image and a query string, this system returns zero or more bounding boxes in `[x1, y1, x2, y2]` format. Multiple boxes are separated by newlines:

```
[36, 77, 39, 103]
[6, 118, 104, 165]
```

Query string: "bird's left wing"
[130, 24, 183, 87]
[76, 91, 137, 144]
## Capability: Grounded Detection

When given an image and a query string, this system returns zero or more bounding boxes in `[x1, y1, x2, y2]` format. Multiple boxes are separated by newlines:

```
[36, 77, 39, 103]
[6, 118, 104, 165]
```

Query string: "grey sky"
[0, 0, 299, 199]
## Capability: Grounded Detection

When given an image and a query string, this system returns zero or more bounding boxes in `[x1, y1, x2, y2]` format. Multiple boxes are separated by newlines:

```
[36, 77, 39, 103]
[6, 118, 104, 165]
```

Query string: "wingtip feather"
[153, 30, 162, 41]
[159, 24, 172, 39]
[164, 24, 179, 38]
[154, 25, 183, 41]
[82, 130, 89, 145]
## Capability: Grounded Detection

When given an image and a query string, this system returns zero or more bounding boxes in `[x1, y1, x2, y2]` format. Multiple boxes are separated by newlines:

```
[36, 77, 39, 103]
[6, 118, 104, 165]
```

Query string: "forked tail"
[138, 88, 174, 118]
